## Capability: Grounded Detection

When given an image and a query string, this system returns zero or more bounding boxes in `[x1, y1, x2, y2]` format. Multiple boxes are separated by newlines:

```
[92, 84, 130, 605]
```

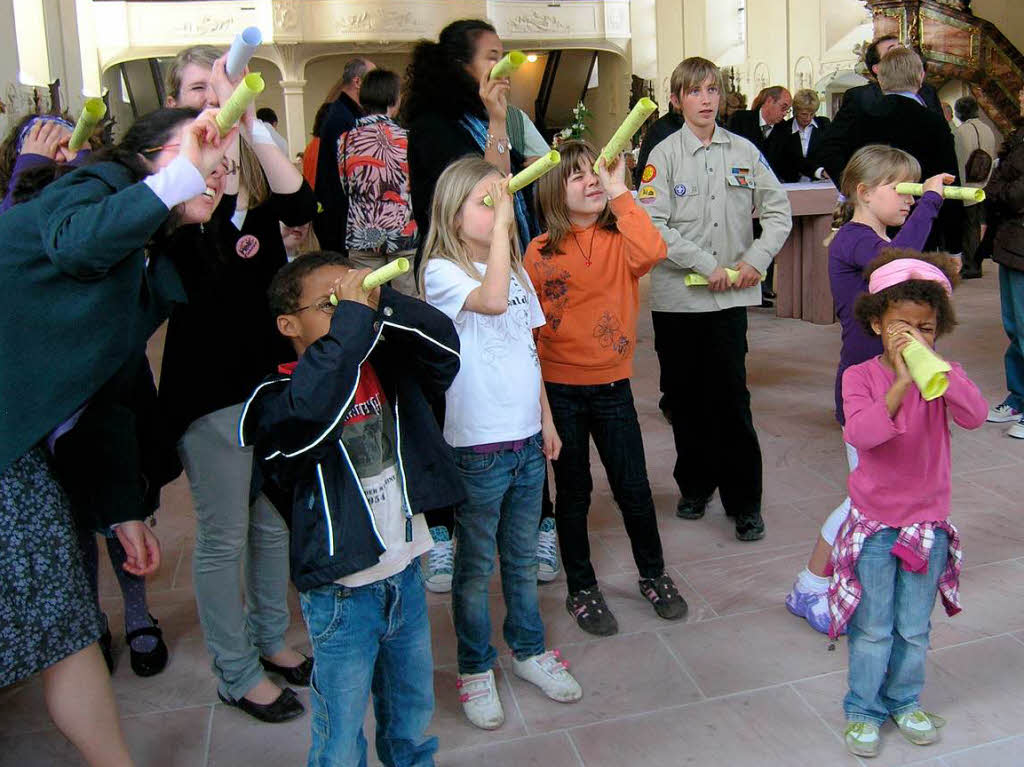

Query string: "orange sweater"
[524, 192, 667, 385]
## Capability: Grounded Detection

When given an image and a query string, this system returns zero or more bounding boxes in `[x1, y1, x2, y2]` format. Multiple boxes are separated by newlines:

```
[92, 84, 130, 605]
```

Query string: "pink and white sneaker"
[511, 649, 582, 702]
[456, 670, 504, 729]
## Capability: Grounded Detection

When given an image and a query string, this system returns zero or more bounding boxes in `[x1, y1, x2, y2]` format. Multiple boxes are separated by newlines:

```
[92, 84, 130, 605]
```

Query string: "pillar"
[279, 78, 307, 160]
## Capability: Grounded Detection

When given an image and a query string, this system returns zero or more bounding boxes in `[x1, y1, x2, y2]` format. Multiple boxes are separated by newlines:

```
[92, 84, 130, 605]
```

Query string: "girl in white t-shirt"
[421, 156, 583, 730]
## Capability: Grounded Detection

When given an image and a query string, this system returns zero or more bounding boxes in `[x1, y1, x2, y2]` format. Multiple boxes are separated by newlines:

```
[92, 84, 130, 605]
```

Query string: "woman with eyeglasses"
[155, 50, 317, 724]
[0, 106, 234, 767]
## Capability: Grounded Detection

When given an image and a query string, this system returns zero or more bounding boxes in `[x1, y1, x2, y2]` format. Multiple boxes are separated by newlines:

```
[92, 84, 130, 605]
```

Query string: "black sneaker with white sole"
[566, 587, 618, 636]
[639, 573, 688, 620]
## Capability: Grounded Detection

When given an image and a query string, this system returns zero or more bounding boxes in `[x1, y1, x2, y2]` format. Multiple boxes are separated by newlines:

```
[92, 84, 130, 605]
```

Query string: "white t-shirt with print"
[424, 259, 545, 447]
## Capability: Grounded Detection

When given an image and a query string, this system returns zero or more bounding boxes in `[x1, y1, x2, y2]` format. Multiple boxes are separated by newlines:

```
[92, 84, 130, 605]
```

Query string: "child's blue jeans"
[845, 527, 948, 725]
[451, 433, 547, 674]
[298, 561, 436, 767]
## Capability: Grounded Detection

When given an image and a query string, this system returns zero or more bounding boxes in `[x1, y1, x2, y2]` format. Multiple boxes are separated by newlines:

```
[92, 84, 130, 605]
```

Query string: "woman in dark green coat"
[0, 106, 234, 767]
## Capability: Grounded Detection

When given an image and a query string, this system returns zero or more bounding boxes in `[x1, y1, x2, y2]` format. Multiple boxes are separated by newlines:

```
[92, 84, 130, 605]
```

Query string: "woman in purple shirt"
[785, 144, 952, 633]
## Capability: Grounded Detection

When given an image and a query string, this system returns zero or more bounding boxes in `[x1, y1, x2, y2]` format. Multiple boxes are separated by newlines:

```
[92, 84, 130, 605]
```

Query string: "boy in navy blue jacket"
[240, 251, 462, 767]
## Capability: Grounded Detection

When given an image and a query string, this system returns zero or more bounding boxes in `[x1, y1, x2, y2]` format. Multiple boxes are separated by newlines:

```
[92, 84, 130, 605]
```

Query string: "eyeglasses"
[293, 297, 337, 316]
[140, 142, 182, 155]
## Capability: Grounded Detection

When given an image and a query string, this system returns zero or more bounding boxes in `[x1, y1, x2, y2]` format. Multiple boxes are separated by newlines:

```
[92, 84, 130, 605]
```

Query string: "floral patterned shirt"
[338, 114, 418, 254]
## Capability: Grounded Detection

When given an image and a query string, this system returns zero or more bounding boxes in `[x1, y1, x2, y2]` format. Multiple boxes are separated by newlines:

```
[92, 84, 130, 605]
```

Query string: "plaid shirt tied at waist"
[826, 507, 962, 640]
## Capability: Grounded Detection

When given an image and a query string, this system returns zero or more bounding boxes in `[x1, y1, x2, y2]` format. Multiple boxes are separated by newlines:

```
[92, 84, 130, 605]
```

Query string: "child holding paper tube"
[786, 145, 953, 634]
[524, 140, 687, 637]
[240, 251, 464, 766]
[833, 250, 986, 758]
[640, 56, 792, 541]
[422, 157, 583, 731]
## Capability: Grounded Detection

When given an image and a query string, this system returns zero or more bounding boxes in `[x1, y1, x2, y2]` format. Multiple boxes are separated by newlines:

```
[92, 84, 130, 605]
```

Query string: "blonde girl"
[421, 156, 582, 731]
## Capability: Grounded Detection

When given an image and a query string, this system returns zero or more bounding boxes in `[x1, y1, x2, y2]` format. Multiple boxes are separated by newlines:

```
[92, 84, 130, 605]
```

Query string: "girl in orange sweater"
[525, 140, 686, 636]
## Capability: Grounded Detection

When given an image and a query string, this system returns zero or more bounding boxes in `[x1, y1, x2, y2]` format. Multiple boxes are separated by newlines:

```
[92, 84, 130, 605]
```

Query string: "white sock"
[797, 567, 829, 594]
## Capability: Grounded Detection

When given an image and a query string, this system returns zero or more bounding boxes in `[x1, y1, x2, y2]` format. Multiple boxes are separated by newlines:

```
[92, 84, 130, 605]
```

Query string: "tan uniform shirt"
[639, 123, 792, 313]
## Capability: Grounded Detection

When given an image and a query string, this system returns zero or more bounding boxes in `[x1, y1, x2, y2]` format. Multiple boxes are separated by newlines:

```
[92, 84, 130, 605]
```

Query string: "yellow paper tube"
[594, 97, 657, 171]
[684, 268, 766, 286]
[215, 73, 265, 135]
[483, 150, 561, 206]
[329, 258, 411, 304]
[894, 182, 985, 203]
[67, 98, 106, 152]
[490, 51, 526, 79]
[900, 336, 951, 401]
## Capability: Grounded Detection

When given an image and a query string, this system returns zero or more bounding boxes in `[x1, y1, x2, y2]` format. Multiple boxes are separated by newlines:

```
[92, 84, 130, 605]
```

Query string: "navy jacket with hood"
[239, 286, 464, 592]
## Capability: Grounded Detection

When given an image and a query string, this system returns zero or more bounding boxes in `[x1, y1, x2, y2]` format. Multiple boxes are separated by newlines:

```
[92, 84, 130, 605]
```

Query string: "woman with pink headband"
[832, 248, 986, 758]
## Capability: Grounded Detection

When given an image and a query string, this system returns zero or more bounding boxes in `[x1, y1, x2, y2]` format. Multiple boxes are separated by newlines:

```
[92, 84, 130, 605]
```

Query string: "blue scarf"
[460, 114, 535, 250]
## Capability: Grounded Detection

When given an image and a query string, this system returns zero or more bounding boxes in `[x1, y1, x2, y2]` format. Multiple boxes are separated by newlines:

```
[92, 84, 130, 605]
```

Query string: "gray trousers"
[178, 403, 291, 700]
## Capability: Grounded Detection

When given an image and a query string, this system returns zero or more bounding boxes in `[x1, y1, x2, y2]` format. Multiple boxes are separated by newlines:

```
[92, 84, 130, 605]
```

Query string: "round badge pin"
[674, 184, 687, 197]
[235, 234, 260, 259]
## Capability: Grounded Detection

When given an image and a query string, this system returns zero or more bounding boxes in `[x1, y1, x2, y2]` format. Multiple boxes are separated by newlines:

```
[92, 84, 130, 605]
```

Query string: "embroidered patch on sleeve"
[641, 164, 657, 183]
[638, 185, 657, 204]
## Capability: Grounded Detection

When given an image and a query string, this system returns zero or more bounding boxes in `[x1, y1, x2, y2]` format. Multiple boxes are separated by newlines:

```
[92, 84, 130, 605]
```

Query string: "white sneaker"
[456, 670, 504, 729]
[423, 526, 454, 593]
[536, 517, 560, 582]
[987, 402, 1022, 423]
[1008, 416, 1024, 440]
[511, 650, 582, 703]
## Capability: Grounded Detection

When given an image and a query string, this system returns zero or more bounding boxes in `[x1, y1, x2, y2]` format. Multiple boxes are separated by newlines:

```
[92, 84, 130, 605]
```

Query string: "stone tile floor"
[3, 270, 1023, 766]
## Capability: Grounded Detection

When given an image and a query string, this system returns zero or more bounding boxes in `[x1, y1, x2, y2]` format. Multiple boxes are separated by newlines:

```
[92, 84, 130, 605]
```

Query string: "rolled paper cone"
[490, 51, 526, 80]
[894, 182, 986, 203]
[67, 98, 106, 152]
[900, 336, 951, 401]
[215, 73, 265, 135]
[594, 97, 657, 171]
[483, 150, 561, 206]
[684, 268, 767, 286]
[362, 257, 410, 290]
[226, 27, 263, 80]
[329, 259, 411, 304]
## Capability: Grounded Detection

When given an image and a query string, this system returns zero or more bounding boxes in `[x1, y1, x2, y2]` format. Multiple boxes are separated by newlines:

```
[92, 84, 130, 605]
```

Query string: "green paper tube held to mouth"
[594, 97, 657, 172]
[68, 99, 107, 152]
[900, 335, 951, 401]
[329, 258, 411, 305]
[490, 51, 526, 79]
[894, 182, 985, 203]
[215, 73, 265, 135]
[483, 151, 561, 206]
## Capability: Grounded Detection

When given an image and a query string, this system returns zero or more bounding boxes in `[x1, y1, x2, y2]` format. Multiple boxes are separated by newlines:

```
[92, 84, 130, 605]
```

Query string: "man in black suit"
[815, 47, 963, 253]
[813, 36, 944, 182]
[727, 86, 792, 306]
[314, 57, 374, 252]
[728, 86, 793, 152]
[765, 89, 832, 182]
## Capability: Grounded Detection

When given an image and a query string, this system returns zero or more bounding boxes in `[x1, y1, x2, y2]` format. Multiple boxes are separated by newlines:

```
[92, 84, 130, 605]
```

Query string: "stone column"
[279, 79, 307, 160]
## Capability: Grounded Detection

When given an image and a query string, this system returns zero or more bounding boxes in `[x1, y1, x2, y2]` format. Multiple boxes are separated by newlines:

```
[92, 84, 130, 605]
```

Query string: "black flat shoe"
[99, 624, 115, 674]
[762, 288, 777, 300]
[760, 297, 775, 308]
[218, 687, 305, 724]
[260, 654, 314, 686]
[127, 616, 168, 677]
[676, 496, 710, 519]
[960, 268, 982, 280]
